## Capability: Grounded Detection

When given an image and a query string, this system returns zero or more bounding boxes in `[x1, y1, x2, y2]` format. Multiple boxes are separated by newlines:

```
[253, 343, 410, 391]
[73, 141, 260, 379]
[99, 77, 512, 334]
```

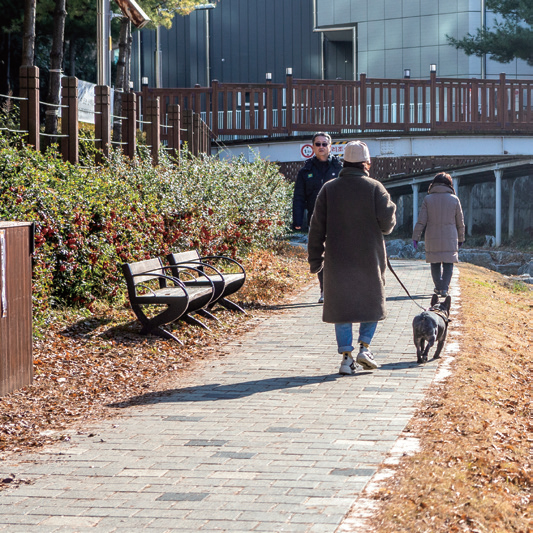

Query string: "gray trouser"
[430, 262, 453, 293]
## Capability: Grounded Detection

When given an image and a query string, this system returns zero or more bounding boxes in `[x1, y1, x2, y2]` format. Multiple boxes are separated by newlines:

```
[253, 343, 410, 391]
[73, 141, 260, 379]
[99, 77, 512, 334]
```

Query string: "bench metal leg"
[183, 313, 211, 330]
[197, 308, 219, 322]
[132, 302, 188, 341]
[151, 326, 184, 344]
[219, 297, 246, 314]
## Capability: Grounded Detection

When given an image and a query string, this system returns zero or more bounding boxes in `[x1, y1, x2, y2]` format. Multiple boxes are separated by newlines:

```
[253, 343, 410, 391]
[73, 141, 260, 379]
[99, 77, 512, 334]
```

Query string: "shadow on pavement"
[107, 373, 342, 409]
[378, 361, 420, 369]
[386, 294, 429, 302]
[256, 302, 324, 310]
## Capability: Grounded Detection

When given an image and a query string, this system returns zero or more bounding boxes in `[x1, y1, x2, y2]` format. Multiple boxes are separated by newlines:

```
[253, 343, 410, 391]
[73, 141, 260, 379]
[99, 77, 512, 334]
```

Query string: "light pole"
[97, 0, 110, 86]
[193, 4, 216, 86]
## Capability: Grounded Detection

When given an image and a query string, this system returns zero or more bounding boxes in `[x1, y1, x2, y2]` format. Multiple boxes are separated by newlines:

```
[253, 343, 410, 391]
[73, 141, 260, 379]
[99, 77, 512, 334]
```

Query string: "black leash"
[386, 257, 427, 312]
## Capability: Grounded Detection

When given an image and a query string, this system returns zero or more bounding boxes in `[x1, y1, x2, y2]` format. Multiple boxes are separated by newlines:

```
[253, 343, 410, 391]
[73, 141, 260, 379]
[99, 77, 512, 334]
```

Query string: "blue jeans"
[334, 322, 378, 354]
[430, 263, 454, 293]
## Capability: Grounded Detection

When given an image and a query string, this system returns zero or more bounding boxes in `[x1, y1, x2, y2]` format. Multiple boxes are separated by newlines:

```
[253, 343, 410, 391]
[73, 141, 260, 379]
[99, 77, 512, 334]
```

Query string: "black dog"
[412, 294, 451, 364]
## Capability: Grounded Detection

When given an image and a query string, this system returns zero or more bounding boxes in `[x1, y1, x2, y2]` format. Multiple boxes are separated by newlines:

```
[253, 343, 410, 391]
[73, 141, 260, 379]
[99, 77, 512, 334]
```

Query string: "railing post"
[430, 70, 437, 130]
[95, 85, 111, 163]
[202, 120, 208, 154]
[168, 104, 181, 160]
[286, 72, 293, 136]
[182, 109, 194, 155]
[61, 76, 78, 165]
[471, 78, 479, 127]
[403, 80, 410, 131]
[122, 92, 137, 159]
[146, 97, 160, 165]
[19, 66, 40, 151]
[193, 113, 202, 155]
[499, 72, 506, 129]
[211, 79, 219, 137]
[359, 73, 367, 131]
[204, 121, 210, 154]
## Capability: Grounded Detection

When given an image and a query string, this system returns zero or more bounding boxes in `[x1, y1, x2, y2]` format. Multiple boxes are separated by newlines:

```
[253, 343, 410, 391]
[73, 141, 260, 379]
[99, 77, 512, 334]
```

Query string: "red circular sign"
[301, 144, 314, 158]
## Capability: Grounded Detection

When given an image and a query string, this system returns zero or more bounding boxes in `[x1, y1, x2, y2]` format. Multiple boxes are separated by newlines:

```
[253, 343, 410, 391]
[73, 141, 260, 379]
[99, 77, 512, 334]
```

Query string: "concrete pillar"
[466, 184, 474, 237]
[508, 178, 516, 238]
[412, 183, 419, 229]
[452, 176, 460, 194]
[494, 168, 502, 246]
[391, 195, 402, 228]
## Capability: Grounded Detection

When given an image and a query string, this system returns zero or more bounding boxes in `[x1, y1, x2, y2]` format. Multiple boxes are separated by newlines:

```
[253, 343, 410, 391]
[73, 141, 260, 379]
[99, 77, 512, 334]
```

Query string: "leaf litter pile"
[0, 244, 313, 460]
[370, 263, 532, 533]
[0, 246, 531, 531]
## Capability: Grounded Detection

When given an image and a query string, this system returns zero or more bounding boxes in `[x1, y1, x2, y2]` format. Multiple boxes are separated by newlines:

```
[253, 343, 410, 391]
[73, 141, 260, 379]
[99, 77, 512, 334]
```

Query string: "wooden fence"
[4, 66, 212, 165]
[142, 71, 533, 139]
[6, 67, 533, 165]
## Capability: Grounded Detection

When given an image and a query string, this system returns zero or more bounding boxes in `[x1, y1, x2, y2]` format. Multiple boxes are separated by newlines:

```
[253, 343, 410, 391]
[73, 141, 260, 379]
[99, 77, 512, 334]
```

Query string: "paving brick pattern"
[0, 260, 451, 532]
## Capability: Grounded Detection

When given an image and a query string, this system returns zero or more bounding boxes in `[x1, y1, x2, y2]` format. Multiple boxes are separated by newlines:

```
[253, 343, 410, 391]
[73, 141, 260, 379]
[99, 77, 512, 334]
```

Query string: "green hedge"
[0, 137, 293, 314]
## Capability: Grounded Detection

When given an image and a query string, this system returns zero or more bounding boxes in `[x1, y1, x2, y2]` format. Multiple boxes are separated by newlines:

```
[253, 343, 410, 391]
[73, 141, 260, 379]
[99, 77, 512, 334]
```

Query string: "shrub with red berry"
[0, 136, 292, 316]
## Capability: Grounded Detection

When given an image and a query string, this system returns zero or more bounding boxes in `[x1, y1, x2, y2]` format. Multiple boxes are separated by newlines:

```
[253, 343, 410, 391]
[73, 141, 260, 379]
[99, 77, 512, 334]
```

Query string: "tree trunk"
[22, 0, 36, 66]
[112, 17, 131, 144]
[44, 0, 67, 139]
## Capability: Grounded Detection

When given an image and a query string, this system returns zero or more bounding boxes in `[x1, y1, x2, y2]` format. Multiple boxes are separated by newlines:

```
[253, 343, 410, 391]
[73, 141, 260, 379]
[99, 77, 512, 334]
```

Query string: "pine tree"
[448, 0, 533, 65]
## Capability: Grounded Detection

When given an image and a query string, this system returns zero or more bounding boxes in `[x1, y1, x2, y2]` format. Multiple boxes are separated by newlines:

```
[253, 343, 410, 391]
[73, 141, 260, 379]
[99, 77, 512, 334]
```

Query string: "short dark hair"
[312, 132, 331, 144]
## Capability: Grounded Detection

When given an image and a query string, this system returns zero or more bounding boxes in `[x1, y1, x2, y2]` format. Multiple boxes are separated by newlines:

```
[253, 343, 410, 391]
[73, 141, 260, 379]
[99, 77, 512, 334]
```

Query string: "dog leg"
[416, 340, 424, 364]
[422, 344, 430, 363]
[433, 327, 448, 359]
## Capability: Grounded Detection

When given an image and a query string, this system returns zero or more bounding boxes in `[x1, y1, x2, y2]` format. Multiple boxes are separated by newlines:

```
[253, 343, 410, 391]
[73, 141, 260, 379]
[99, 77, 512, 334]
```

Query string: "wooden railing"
[2, 67, 212, 166]
[142, 72, 533, 138]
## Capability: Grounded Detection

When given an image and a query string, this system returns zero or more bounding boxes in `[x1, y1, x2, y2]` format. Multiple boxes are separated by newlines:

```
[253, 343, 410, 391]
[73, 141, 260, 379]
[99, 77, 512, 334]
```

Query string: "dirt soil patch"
[368, 263, 532, 533]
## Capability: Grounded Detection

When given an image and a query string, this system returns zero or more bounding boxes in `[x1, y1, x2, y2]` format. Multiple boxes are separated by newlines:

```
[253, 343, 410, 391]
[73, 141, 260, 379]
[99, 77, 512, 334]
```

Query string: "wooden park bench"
[121, 257, 215, 343]
[167, 250, 246, 314]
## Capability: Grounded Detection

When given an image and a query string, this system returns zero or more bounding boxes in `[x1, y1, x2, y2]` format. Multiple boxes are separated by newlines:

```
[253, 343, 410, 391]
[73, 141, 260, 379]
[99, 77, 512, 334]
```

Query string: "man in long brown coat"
[308, 141, 396, 375]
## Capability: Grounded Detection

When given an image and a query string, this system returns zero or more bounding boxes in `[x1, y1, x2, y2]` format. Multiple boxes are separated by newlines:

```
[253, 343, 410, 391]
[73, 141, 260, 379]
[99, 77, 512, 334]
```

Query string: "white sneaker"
[318, 291, 324, 304]
[356, 345, 379, 370]
[339, 352, 355, 375]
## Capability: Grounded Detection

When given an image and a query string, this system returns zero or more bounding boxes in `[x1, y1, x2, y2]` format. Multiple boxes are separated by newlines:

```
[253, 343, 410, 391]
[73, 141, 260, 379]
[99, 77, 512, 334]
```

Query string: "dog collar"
[429, 307, 451, 323]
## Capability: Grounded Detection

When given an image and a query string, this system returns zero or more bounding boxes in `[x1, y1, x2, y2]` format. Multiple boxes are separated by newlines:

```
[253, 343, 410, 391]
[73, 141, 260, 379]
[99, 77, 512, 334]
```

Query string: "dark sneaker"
[339, 352, 355, 375]
[318, 292, 324, 304]
[356, 346, 379, 370]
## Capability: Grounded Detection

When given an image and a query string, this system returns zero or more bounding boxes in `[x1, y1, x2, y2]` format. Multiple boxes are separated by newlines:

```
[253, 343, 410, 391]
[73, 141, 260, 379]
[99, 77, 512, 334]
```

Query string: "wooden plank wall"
[0, 222, 33, 396]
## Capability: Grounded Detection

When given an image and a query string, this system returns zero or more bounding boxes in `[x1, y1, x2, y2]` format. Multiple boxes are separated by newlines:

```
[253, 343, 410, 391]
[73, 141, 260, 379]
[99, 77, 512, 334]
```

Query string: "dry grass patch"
[370, 263, 532, 533]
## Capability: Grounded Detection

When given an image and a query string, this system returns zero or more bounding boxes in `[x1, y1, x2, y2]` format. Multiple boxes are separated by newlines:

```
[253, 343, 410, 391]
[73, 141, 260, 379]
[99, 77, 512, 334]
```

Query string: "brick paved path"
[0, 260, 458, 532]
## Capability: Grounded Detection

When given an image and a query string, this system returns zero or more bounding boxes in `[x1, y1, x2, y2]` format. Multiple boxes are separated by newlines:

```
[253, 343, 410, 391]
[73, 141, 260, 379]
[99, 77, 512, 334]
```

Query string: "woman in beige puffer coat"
[412, 172, 465, 297]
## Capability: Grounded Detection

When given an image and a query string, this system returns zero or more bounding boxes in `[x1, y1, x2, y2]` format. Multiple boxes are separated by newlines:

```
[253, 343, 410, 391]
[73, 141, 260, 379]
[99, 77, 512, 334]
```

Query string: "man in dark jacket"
[308, 141, 396, 375]
[293, 132, 342, 302]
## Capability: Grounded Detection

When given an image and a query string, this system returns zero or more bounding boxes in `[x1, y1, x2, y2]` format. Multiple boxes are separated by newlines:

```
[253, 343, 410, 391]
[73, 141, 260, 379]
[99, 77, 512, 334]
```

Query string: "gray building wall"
[133, 0, 323, 89]
[316, 0, 533, 80]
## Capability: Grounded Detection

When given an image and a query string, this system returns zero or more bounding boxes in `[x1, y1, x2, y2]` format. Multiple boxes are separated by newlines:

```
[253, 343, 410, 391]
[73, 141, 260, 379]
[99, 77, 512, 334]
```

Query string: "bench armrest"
[199, 255, 246, 276]
[162, 263, 217, 285]
[167, 260, 224, 281]
[130, 271, 188, 297]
